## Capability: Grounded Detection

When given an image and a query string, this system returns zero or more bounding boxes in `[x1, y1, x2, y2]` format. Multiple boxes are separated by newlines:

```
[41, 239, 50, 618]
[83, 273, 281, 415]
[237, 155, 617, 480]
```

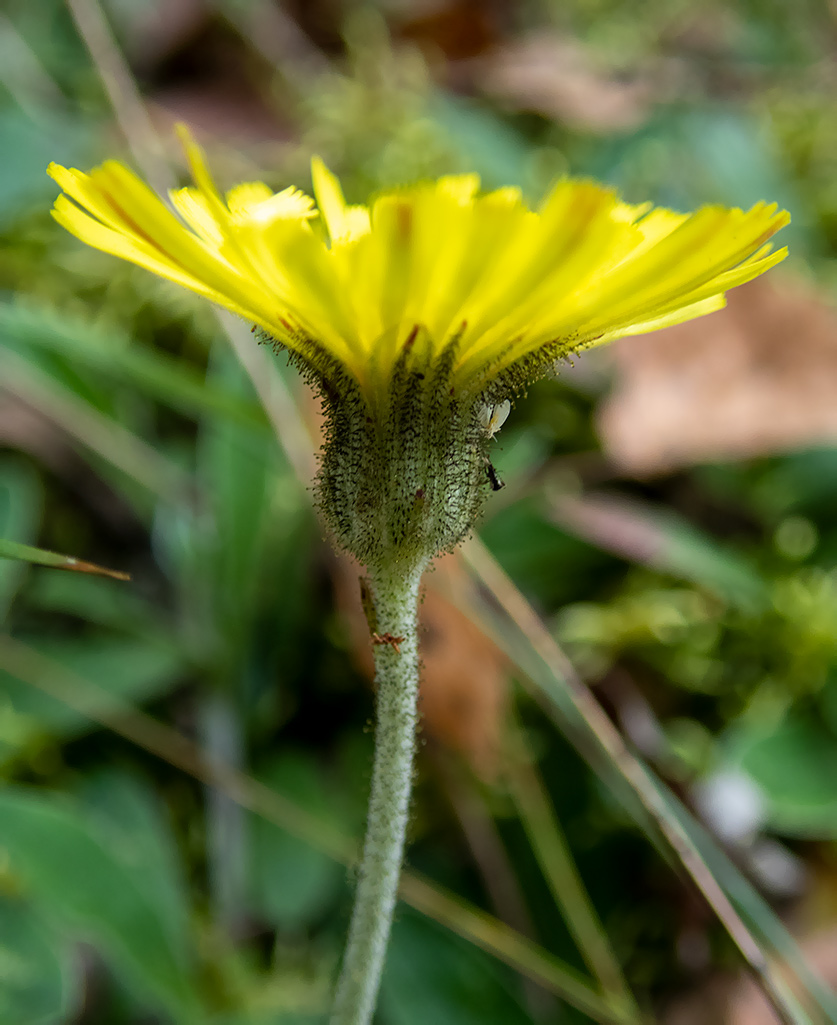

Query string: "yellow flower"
[48, 128, 789, 410]
[48, 128, 791, 563]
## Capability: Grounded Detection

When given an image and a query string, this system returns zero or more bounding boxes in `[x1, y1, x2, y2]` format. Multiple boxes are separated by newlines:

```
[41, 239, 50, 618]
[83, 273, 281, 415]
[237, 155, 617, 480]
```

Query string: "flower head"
[48, 129, 789, 563]
[49, 127, 788, 409]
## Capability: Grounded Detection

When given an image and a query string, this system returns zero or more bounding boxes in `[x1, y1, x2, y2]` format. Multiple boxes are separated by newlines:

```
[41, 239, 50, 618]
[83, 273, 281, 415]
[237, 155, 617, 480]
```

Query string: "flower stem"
[330, 558, 425, 1025]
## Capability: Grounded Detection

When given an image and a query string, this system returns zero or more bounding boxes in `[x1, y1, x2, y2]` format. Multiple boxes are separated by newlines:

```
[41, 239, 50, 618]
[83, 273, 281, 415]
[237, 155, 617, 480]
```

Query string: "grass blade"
[398, 872, 630, 1024]
[649, 776, 837, 1023]
[0, 537, 129, 580]
[0, 347, 188, 501]
[0, 302, 267, 431]
[549, 489, 767, 610]
[504, 739, 638, 1018]
[461, 536, 824, 1025]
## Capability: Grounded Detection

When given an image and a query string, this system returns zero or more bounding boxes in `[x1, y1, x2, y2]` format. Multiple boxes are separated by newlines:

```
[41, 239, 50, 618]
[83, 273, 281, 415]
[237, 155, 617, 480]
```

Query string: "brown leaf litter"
[598, 276, 837, 476]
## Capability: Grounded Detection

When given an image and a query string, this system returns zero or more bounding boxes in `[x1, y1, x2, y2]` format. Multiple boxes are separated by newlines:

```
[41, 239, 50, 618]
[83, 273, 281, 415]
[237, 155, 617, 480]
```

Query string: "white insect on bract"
[478, 399, 511, 440]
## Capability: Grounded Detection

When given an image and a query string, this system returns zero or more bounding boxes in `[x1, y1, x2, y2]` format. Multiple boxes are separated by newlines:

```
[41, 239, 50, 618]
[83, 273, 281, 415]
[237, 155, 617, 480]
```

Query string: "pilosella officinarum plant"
[48, 127, 788, 1025]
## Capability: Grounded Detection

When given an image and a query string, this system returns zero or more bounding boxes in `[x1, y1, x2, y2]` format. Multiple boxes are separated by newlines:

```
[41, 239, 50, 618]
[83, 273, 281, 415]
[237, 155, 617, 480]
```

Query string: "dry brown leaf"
[598, 276, 837, 476]
[331, 551, 509, 779]
[419, 553, 510, 778]
[478, 33, 658, 133]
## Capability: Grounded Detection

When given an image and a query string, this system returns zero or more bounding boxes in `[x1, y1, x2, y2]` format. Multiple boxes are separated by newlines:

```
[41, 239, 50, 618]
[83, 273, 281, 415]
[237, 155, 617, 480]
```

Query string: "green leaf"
[380, 912, 535, 1025]
[0, 536, 129, 580]
[481, 497, 617, 609]
[198, 349, 276, 639]
[0, 637, 186, 762]
[646, 512, 766, 610]
[79, 771, 191, 956]
[25, 572, 167, 636]
[429, 93, 532, 191]
[729, 714, 837, 837]
[0, 459, 43, 621]
[248, 752, 346, 930]
[0, 786, 202, 1022]
[0, 897, 78, 1025]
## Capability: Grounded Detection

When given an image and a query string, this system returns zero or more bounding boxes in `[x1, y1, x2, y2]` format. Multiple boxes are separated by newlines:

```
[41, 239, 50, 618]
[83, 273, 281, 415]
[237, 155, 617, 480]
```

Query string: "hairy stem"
[330, 558, 425, 1025]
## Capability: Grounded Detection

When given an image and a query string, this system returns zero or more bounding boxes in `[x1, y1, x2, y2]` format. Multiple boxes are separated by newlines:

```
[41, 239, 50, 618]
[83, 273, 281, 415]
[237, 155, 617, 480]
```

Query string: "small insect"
[485, 459, 505, 491]
[478, 399, 511, 440]
[372, 632, 406, 654]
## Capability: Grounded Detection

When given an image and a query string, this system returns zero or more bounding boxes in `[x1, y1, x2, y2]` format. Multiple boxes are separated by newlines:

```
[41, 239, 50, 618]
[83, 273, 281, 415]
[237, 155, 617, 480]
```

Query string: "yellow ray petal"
[311, 157, 370, 244]
[49, 130, 790, 406]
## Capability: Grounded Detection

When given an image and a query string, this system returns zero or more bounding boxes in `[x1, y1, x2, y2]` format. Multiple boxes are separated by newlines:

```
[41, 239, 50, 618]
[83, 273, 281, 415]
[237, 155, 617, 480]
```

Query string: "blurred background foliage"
[2, 0, 837, 1023]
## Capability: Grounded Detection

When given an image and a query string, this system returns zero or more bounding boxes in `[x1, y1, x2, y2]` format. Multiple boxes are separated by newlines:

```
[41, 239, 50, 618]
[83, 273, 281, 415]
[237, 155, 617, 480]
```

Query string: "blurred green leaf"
[197, 348, 276, 654]
[655, 514, 767, 609]
[210, 1015, 323, 1025]
[0, 637, 186, 762]
[380, 912, 535, 1025]
[429, 93, 532, 191]
[0, 897, 78, 1025]
[248, 752, 346, 931]
[79, 770, 191, 955]
[588, 105, 815, 255]
[729, 714, 837, 837]
[648, 774, 837, 1022]
[0, 458, 42, 621]
[753, 448, 837, 519]
[0, 786, 202, 1022]
[481, 497, 618, 609]
[25, 572, 166, 635]
[678, 108, 816, 255]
